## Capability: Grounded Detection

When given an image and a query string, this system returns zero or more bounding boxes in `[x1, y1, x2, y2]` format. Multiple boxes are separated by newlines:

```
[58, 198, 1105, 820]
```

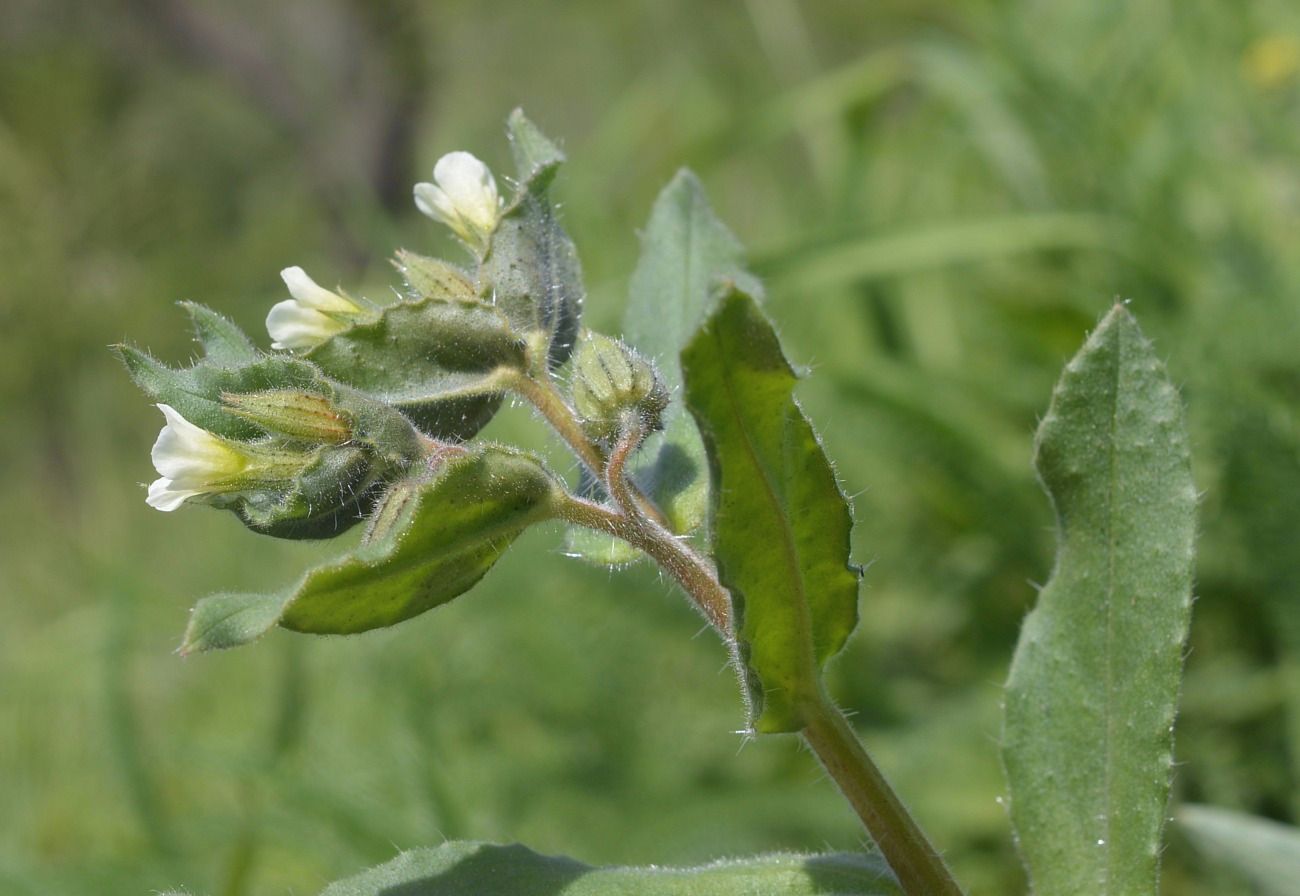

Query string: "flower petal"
[266, 299, 348, 351]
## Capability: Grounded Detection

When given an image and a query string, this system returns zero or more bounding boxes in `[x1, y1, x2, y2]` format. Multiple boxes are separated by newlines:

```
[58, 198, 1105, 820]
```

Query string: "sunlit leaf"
[682, 289, 859, 733]
[182, 446, 562, 653]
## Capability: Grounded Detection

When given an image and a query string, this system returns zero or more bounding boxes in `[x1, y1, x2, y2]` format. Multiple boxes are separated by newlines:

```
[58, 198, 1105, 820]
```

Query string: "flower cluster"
[146, 151, 504, 513]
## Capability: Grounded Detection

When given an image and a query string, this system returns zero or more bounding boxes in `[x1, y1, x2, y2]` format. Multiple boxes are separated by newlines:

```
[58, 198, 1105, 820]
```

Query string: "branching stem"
[538, 370, 961, 896]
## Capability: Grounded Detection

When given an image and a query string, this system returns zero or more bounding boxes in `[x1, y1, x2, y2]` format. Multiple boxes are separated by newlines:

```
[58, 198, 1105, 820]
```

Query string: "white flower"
[266, 266, 363, 351]
[146, 404, 252, 511]
[413, 151, 502, 252]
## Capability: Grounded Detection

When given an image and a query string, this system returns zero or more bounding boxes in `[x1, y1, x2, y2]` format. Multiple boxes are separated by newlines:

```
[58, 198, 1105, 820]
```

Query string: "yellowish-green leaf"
[682, 289, 859, 733]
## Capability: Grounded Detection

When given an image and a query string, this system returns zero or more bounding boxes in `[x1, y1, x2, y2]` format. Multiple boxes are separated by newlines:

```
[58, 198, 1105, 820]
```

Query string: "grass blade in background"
[1003, 304, 1196, 893]
[320, 842, 901, 896]
[1176, 805, 1300, 896]
[682, 289, 859, 733]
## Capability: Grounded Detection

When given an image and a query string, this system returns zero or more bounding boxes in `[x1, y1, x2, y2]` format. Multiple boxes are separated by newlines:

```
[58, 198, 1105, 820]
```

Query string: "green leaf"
[305, 294, 524, 440]
[1002, 304, 1196, 894]
[320, 842, 900, 896]
[1176, 805, 1300, 896]
[627, 171, 760, 530]
[179, 301, 259, 365]
[181, 446, 562, 653]
[480, 109, 583, 369]
[682, 289, 859, 733]
[114, 342, 326, 441]
[564, 171, 761, 564]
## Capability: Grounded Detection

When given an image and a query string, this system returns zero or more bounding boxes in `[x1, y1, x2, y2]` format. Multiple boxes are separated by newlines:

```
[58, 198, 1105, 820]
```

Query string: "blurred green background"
[2, 1, 1298, 893]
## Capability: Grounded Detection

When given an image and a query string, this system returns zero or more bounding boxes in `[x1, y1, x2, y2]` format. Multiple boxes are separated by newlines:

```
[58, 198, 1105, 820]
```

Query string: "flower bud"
[221, 390, 352, 444]
[267, 266, 367, 351]
[571, 331, 669, 444]
[413, 151, 502, 253]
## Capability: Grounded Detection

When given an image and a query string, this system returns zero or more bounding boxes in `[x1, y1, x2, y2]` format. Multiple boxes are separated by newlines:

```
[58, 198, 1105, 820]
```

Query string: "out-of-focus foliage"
[0, 1, 1296, 894]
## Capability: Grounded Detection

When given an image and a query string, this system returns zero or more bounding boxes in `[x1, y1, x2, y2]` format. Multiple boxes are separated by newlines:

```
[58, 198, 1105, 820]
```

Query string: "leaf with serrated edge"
[320, 842, 900, 896]
[1003, 304, 1195, 894]
[181, 446, 560, 653]
[682, 289, 859, 733]
[1177, 805, 1300, 896]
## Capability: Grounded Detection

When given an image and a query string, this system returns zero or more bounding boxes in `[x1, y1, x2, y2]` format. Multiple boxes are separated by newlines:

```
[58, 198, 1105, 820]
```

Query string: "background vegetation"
[1, 1, 1297, 893]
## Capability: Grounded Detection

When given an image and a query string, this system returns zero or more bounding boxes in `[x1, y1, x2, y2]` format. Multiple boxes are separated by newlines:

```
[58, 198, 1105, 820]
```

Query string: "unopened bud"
[571, 331, 669, 444]
[222, 390, 352, 444]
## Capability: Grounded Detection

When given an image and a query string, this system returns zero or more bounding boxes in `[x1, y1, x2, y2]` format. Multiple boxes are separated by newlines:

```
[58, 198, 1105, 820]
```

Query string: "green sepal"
[320, 842, 900, 896]
[304, 294, 525, 439]
[479, 109, 583, 370]
[391, 250, 476, 302]
[683, 289, 860, 733]
[181, 445, 563, 653]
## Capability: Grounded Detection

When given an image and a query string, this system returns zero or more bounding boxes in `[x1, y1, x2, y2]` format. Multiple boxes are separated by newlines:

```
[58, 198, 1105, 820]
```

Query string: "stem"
[556, 493, 730, 632]
[534, 373, 958, 894]
[802, 697, 965, 895]
[508, 370, 672, 530]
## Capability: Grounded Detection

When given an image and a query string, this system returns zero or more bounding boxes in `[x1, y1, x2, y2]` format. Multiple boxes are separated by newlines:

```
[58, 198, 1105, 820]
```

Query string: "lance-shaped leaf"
[321, 841, 900, 896]
[305, 283, 526, 440]
[1176, 805, 1300, 896]
[682, 289, 860, 733]
[480, 109, 583, 370]
[181, 446, 562, 653]
[1002, 304, 1195, 894]
[566, 171, 760, 564]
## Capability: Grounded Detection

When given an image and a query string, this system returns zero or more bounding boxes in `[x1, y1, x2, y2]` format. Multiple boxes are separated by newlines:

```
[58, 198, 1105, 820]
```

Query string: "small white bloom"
[146, 404, 251, 511]
[266, 266, 363, 351]
[413, 151, 502, 252]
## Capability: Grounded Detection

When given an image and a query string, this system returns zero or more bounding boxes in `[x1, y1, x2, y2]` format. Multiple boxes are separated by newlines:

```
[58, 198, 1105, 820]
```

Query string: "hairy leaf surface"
[1003, 304, 1195, 894]
[481, 109, 583, 369]
[321, 842, 900, 896]
[182, 446, 561, 653]
[683, 289, 859, 733]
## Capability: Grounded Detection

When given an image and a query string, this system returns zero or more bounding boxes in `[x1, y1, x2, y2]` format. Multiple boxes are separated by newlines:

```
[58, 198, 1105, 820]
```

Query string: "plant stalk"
[801, 696, 965, 896]
[548, 382, 960, 895]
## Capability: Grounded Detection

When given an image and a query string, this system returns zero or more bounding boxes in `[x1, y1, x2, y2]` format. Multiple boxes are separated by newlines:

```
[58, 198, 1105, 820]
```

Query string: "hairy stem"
[556, 493, 730, 632]
[559, 486, 962, 896]
[802, 696, 965, 896]
[508, 371, 671, 529]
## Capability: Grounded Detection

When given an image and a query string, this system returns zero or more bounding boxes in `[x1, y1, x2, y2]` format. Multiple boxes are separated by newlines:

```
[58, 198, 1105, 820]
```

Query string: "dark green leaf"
[481, 110, 583, 370]
[682, 289, 859, 733]
[305, 295, 524, 439]
[321, 842, 900, 896]
[181, 446, 562, 653]
[1177, 805, 1300, 896]
[1003, 304, 1196, 894]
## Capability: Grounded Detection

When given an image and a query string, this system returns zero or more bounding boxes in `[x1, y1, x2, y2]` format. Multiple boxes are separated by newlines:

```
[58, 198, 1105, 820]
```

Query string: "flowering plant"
[119, 111, 1206, 896]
